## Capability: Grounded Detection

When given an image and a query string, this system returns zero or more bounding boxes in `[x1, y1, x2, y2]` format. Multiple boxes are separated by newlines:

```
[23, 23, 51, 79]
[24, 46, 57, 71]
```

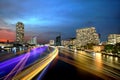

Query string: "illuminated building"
[93, 45, 104, 52]
[108, 34, 120, 44]
[76, 27, 100, 47]
[16, 22, 24, 44]
[61, 38, 76, 49]
[69, 38, 76, 46]
[49, 40, 55, 46]
[61, 40, 70, 46]
[28, 36, 37, 45]
[31, 36, 37, 45]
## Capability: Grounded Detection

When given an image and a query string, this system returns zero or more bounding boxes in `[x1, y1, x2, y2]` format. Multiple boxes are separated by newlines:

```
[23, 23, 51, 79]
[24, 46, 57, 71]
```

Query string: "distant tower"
[16, 22, 24, 44]
[27, 36, 37, 45]
[56, 34, 61, 46]
[31, 36, 37, 45]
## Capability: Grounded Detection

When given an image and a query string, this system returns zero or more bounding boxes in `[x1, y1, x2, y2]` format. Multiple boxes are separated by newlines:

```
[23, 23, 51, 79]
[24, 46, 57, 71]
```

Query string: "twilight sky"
[0, 0, 120, 43]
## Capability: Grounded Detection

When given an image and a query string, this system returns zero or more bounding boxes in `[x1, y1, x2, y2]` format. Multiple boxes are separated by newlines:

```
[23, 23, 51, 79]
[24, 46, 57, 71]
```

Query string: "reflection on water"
[59, 49, 120, 79]
[94, 53, 103, 70]
[77, 51, 120, 65]
[101, 54, 119, 63]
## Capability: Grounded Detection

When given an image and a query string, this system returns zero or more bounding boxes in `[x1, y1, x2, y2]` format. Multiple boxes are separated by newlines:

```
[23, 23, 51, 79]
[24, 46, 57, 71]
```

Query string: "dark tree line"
[104, 43, 120, 54]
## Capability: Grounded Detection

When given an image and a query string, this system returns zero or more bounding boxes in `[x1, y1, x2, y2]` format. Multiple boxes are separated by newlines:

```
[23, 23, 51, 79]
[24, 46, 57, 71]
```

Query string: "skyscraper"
[16, 22, 24, 44]
[56, 35, 61, 46]
[76, 27, 100, 47]
[108, 34, 120, 44]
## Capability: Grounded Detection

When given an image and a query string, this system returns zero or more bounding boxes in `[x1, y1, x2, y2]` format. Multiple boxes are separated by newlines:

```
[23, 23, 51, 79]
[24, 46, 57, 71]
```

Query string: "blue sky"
[0, 0, 120, 43]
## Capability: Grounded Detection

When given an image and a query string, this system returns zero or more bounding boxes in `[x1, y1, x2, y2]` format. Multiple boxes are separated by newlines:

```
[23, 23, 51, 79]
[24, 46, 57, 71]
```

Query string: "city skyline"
[0, 0, 120, 43]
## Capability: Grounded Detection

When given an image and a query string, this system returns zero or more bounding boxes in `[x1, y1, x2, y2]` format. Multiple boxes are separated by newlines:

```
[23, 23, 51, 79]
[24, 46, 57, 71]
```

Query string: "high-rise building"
[28, 36, 37, 45]
[16, 22, 24, 44]
[76, 27, 100, 47]
[31, 36, 37, 45]
[56, 35, 61, 46]
[108, 34, 120, 44]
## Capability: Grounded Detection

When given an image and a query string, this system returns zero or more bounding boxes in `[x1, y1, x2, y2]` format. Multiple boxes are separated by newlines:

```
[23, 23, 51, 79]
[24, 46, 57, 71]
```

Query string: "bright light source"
[1, 46, 4, 48]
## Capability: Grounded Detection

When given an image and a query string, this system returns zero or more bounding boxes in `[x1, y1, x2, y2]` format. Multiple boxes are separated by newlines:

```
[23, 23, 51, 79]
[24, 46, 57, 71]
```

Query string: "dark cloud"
[0, 0, 26, 19]
[0, 18, 15, 30]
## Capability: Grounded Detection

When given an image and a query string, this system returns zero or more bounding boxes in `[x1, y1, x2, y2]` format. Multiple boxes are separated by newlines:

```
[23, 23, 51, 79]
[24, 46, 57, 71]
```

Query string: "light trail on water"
[0, 46, 48, 80]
